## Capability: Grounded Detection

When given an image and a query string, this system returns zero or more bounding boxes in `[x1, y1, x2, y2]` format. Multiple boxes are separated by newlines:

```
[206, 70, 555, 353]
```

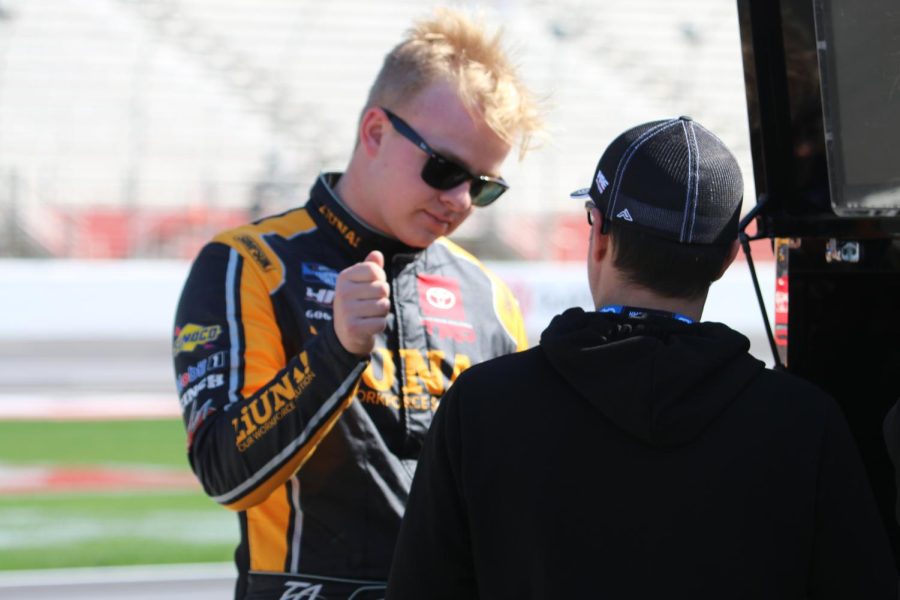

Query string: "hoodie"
[388, 307, 897, 600]
[540, 307, 764, 448]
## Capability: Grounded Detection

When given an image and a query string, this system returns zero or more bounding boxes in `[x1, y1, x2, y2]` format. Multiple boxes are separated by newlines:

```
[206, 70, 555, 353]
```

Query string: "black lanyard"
[597, 304, 694, 325]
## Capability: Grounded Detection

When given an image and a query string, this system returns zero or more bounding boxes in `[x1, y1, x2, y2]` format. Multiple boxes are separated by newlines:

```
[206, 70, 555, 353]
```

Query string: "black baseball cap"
[570, 116, 743, 245]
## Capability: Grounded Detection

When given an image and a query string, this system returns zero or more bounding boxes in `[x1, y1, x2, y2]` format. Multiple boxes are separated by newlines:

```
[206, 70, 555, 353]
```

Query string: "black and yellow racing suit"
[172, 173, 527, 599]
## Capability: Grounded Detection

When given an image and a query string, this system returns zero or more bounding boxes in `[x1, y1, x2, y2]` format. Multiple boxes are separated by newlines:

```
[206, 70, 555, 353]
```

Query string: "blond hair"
[364, 8, 542, 157]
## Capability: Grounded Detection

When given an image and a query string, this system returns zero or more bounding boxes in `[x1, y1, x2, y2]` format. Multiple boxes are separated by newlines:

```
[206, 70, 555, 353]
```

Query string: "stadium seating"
[0, 0, 752, 260]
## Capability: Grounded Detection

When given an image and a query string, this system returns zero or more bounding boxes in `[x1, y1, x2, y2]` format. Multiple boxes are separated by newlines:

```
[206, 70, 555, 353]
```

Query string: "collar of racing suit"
[308, 172, 425, 267]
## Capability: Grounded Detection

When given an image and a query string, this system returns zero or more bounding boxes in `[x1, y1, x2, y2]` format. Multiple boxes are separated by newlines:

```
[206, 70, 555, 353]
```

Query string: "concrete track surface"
[0, 563, 236, 599]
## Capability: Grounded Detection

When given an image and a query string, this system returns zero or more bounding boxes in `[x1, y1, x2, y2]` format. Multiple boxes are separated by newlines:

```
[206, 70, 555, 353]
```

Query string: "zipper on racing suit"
[390, 252, 414, 451]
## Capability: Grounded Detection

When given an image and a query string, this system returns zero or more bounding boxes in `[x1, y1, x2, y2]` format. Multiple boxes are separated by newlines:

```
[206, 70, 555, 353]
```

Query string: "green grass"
[0, 419, 236, 570]
[0, 419, 189, 468]
[0, 491, 235, 570]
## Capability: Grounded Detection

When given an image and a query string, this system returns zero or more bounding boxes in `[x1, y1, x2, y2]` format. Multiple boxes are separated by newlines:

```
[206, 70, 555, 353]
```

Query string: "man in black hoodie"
[387, 117, 897, 599]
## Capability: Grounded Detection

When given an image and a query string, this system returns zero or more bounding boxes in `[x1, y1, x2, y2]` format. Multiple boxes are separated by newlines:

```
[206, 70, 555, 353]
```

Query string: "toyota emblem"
[425, 286, 456, 310]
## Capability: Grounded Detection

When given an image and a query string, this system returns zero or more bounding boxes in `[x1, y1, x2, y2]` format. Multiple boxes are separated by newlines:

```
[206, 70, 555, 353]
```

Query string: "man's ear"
[591, 211, 610, 264]
[358, 107, 386, 158]
[713, 239, 741, 281]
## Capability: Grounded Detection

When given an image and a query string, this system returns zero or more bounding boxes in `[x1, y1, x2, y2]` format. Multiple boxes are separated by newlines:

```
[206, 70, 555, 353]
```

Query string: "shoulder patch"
[214, 226, 283, 291]
[212, 208, 316, 293]
[233, 233, 274, 272]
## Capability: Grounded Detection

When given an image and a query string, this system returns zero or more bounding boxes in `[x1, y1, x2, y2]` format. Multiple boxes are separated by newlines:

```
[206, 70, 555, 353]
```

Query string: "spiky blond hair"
[364, 8, 542, 157]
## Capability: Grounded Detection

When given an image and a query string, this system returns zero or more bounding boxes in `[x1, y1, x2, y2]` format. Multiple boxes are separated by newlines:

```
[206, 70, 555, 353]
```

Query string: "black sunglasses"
[584, 200, 611, 233]
[585, 200, 597, 226]
[381, 107, 509, 207]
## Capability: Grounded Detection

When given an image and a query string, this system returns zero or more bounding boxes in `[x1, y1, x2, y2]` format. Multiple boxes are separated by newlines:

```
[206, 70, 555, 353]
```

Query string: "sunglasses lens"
[469, 179, 507, 207]
[421, 156, 470, 190]
[421, 154, 508, 207]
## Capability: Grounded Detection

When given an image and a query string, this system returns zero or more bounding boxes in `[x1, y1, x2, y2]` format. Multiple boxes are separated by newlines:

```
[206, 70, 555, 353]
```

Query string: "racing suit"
[172, 173, 527, 599]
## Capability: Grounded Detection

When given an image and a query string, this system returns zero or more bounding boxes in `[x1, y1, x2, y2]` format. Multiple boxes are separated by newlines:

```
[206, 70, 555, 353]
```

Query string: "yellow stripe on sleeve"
[247, 486, 291, 572]
[238, 260, 287, 398]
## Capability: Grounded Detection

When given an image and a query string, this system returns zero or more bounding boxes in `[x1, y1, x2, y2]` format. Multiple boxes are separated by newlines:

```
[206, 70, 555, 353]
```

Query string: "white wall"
[0, 258, 776, 363]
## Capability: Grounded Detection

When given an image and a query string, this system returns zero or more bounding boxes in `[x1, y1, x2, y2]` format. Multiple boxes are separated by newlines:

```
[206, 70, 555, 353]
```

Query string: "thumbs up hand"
[333, 251, 391, 357]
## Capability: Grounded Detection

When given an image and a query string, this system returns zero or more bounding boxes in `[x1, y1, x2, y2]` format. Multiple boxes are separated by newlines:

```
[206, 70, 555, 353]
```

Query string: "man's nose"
[438, 180, 473, 211]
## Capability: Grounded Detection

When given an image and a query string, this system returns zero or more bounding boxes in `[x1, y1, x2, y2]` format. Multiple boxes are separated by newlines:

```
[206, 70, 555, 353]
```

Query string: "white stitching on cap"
[608, 119, 680, 221]
[680, 121, 691, 242]
[688, 120, 701, 242]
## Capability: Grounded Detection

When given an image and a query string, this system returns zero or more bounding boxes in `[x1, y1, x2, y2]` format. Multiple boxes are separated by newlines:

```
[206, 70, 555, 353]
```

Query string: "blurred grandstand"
[0, 0, 751, 261]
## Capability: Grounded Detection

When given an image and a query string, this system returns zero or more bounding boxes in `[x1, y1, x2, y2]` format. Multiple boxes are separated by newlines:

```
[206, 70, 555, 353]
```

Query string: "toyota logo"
[426, 286, 456, 310]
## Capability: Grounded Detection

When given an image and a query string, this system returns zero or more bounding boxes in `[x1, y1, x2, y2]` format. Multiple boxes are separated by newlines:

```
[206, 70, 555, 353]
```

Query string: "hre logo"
[306, 286, 335, 307]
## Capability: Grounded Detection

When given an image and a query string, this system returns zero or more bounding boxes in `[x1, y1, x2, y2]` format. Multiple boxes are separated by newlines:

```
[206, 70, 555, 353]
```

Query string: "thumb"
[365, 250, 385, 269]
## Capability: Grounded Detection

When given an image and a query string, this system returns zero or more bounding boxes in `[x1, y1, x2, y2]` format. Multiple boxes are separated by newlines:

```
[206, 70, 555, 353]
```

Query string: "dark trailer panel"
[738, 0, 900, 564]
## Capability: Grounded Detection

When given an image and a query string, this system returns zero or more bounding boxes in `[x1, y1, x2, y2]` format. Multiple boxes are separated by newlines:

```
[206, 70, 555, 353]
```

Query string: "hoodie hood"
[540, 307, 764, 448]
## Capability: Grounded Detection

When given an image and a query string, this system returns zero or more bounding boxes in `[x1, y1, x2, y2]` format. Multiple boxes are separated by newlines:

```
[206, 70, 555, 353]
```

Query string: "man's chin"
[401, 220, 455, 247]
[407, 235, 439, 249]
[398, 229, 442, 249]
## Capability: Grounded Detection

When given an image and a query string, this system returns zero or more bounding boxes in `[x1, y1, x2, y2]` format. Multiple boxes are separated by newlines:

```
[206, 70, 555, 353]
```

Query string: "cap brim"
[569, 187, 592, 199]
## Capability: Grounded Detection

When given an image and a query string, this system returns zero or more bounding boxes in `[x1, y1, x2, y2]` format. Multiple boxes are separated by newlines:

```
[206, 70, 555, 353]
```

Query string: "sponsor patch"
[305, 308, 332, 321]
[305, 286, 335, 307]
[417, 274, 475, 343]
[234, 234, 273, 271]
[301, 263, 338, 288]
[419, 275, 464, 318]
[176, 351, 226, 393]
[282, 581, 324, 599]
[186, 399, 216, 447]
[173, 324, 222, 355]
[318, 204, 361, 248]
[596, 169, 609, 194]
[233, 352, 316, 452]
[180, 373, 226, 408]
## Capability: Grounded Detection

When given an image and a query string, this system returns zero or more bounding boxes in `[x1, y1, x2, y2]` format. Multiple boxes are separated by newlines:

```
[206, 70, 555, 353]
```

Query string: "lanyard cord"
[597, 304, 694, 325]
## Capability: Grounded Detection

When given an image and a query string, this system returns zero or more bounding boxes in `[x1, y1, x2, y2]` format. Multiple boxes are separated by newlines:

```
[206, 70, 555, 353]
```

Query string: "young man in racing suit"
[172, 9, 542, 600]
